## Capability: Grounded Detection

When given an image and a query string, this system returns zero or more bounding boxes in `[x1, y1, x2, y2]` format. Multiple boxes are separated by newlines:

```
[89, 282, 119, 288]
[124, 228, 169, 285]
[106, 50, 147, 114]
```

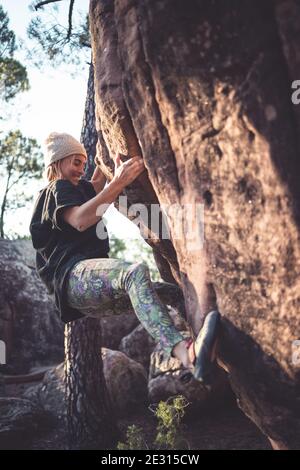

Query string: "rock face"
[0, 397, 50, 449]
[0, 239, 64, 374]
[90, 0, 300, 448]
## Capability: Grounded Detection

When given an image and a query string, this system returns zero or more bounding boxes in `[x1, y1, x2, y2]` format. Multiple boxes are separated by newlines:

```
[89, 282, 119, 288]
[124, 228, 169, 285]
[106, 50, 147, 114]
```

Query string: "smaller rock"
[119, 324, 156, 369]
[148, 344, 232, 410]
[25, 350, 149, 420]
[102, 348, 148, 416]
[0, 397, 51, 449]
[23, 363, 65, 423]
[101, 313, 139, 350]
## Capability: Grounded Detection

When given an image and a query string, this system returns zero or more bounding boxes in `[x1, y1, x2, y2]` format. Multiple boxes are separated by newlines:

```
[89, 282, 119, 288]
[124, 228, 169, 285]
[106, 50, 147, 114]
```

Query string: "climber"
[29, 132, 220, 385]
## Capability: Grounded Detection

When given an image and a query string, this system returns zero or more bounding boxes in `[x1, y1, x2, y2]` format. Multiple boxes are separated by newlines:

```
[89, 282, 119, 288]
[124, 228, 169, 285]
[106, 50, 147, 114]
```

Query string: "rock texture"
[102, 348, 148, 415]
[0, 397, 50, 449]
[24, 351, 148, 420]
[119, 323, 156, 370]
[90, 0, 300, 448]
[0, 239, 64, 374]
[23, 363, 66, 423]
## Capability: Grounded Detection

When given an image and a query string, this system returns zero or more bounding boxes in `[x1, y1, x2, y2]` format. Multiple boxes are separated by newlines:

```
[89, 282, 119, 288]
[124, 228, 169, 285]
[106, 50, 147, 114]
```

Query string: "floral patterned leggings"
[66, 258, 185, 357]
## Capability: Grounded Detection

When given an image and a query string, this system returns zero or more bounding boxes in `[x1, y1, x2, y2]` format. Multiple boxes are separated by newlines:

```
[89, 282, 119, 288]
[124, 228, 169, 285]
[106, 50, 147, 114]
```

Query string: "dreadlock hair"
[45, 160, 62, 182]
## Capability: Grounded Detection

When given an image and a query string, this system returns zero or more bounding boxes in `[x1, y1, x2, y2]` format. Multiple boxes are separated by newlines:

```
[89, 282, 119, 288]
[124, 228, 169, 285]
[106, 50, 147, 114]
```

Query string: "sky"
[1, 0, 89, 141]
[1, 0, 141, 241]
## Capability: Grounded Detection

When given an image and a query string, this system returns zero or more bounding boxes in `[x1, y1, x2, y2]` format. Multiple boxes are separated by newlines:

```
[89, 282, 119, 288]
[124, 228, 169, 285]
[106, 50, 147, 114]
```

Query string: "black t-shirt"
[29, 178, 110, 323]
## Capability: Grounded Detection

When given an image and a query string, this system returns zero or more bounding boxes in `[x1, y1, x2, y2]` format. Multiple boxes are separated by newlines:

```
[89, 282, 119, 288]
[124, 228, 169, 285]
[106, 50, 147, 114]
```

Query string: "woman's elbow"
[72, 214, 87, 232]
[63, 207, 86, 232]
[74, 221, 85, 232]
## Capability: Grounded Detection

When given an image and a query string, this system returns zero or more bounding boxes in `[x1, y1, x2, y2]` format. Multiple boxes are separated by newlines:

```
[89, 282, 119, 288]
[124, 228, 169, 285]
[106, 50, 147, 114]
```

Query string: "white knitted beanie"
[44, 132, 87, 168]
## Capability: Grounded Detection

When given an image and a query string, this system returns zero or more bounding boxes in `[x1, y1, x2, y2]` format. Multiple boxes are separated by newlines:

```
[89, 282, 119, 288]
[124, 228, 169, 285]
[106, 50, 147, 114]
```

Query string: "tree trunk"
[89, 0, 300, 449]
[80, 61, 98, 180]
[64, 61, 118, 450]
[0, 194, 6, 238]
[0, 174, 11, 238]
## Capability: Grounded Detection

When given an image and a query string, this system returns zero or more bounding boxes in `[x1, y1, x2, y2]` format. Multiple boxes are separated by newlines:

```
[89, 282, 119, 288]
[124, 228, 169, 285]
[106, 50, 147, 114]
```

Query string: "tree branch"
[67, 0, 75, 40]
[80, 41, 91, 49]
[35, 0, 75, 43]
[34, 0, 63, 11]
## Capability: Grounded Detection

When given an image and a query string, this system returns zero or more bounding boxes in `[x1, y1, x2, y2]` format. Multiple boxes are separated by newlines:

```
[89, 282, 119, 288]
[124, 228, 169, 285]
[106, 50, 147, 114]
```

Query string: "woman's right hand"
[112, 153, 145, 189]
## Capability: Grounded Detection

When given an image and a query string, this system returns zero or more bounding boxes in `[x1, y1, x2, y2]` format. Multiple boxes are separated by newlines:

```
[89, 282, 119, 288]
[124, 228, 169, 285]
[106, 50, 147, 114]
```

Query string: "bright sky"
[1, 0, 141, 241]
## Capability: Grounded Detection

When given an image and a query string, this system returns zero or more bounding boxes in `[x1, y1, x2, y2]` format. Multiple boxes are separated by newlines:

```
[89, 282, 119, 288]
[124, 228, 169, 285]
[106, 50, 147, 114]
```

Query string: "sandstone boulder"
[0, 239, 64, 374]
[90, 0, 300, 448]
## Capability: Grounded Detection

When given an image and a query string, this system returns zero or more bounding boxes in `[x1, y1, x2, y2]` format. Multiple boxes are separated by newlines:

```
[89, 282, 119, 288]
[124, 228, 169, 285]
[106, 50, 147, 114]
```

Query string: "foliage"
[0, 130, 43, 186]
[108, 235, 162, 282]
[0, 130, 43, 237]
[117, 425, 148, 450]
[152, 395, 190, 450]
[0, 6, 40, 238]
[108, 236, 127, 259]
[117, 395, 190, 450]
[26, 1, 90, 69]
[0, 5, 29, 103]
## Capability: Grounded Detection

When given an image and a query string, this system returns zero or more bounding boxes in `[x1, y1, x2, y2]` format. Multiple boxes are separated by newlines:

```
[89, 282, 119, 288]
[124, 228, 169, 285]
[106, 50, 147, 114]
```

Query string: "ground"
[4, 379, 271, 450]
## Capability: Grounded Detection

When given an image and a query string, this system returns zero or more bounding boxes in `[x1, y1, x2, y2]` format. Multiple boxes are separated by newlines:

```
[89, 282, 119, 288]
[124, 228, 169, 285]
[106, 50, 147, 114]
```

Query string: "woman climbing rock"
[29, 132, 219, 385]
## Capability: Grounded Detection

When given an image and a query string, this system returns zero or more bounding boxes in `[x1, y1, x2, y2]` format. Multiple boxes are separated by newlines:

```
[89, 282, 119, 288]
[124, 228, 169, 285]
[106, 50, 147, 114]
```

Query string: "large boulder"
[0, 397, 50, 449]
[0, 239, 64, 374]
[90, 0, 300, 448]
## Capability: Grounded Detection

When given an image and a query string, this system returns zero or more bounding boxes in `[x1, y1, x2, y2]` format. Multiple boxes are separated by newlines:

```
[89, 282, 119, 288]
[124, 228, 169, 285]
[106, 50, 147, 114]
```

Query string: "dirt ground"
[117, 402, 272, 451]
[4, 382, 271, 450]
[1, 371, 272, 451]
[27, 404, 271, 450]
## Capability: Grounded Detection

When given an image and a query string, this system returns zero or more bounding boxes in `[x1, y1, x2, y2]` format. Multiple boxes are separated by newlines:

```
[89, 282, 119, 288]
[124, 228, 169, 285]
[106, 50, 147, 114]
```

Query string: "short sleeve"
[79, 179, 96, 199]
[52, 179, 83, 231]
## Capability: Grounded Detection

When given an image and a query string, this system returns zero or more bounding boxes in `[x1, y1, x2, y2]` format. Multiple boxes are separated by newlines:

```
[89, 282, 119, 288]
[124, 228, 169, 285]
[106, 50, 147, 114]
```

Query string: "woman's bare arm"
[63, 156, 145, 231]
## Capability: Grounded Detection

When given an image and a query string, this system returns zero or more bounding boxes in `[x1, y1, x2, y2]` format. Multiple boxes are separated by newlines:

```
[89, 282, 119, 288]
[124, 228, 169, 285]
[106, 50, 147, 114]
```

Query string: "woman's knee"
[122, 261, 151, 291]
[130, 261, 150, 274]
[126, 261, 150, 282]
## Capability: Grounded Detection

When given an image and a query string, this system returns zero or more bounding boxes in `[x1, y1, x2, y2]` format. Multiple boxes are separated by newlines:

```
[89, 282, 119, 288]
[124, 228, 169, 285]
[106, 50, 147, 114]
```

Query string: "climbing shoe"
[193, 309, 220, 386]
